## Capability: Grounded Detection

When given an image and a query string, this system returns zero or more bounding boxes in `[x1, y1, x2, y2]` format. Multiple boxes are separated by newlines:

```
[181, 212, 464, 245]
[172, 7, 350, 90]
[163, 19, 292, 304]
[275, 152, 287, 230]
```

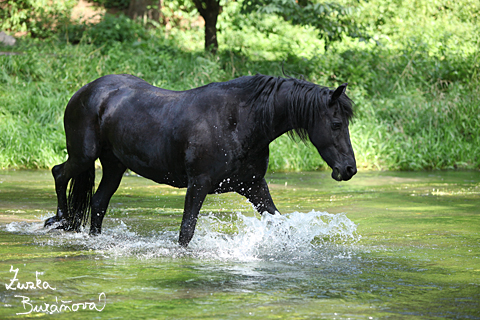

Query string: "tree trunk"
[193, 0, 220, 54]
[128, 0, 162, 23]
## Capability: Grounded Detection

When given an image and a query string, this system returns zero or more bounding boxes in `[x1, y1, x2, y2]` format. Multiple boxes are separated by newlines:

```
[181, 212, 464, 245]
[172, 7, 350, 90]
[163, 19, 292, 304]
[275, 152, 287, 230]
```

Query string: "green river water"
[0, 170, 479, 319]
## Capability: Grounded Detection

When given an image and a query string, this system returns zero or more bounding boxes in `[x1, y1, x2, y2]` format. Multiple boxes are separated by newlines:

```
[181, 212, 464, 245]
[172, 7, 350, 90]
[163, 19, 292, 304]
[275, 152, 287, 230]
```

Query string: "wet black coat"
[45, 74, 356, 247]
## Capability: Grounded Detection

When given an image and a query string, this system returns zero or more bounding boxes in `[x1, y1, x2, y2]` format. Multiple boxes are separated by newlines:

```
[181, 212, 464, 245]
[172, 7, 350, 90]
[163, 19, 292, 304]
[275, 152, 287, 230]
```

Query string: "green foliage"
[161, 0, 199, 29]
[62, 14, 149, 45]
[89, 0, 130, 9]
[0, 0, 76, 38]
[217, 1, 325, 60]
[0, 0, 479, 171]
[241, 0, 363, 48]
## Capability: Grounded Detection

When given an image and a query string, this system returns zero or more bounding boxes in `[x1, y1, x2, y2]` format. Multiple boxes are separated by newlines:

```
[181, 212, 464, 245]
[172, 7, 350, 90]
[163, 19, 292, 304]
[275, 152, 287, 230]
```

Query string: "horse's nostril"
[346, 165, 357, 176]
[332, 167, 342, 181]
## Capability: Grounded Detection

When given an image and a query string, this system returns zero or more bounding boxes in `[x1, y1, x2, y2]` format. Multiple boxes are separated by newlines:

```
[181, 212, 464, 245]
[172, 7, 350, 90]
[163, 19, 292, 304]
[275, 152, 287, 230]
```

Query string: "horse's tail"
[64, 164, 95, 231]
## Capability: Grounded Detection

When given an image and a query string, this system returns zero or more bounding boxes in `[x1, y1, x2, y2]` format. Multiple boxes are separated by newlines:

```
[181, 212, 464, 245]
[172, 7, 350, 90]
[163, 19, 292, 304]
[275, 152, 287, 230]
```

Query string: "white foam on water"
[190, 211, 360, 261]
[3, 211, 360, 262]
[4, 221, 45, 233]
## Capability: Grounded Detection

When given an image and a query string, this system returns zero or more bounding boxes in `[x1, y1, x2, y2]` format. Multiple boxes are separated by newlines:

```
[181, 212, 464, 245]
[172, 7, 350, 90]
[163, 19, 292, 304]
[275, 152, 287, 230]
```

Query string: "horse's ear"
[330, 83, 348, 105]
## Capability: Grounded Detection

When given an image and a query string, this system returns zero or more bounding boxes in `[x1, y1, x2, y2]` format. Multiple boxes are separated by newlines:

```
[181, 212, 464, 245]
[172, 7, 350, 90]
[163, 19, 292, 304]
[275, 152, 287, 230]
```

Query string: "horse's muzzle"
[332, 165, 357, 181]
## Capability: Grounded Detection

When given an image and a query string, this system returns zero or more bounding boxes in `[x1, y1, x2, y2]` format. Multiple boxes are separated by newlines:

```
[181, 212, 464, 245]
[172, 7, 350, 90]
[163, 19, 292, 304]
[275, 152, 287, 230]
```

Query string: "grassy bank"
[0, 0, 479, 171]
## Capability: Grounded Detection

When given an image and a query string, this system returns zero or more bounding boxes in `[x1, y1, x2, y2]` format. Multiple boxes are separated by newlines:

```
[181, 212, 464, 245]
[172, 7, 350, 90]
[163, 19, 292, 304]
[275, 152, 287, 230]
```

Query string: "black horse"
[45, 74, 356, 247]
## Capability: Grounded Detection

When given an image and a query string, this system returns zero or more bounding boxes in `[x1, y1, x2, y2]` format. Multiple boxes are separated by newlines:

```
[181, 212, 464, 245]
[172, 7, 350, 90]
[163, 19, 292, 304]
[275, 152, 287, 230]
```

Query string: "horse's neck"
[243, 80, 299, 147]
[269, 82, 296, 140]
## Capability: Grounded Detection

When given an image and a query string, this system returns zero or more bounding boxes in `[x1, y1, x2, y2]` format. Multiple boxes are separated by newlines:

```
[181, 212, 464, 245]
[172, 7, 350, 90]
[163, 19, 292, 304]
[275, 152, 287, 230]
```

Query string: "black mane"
[245, 74, 354, 141]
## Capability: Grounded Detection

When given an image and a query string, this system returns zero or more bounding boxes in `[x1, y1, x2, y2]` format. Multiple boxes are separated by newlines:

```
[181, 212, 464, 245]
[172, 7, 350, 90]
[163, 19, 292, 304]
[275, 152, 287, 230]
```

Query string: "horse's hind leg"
[45, 159, 94, 228]
[45, 163, 70, 227]
[90, 151, 126, 235]
[45, 93, 103, 230]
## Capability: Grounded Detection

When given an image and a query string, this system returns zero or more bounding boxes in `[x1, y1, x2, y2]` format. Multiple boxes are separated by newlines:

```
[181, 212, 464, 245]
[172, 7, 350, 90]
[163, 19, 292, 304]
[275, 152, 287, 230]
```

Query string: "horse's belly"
[126, 161, 188, 188]
[110, 144, 188, 188]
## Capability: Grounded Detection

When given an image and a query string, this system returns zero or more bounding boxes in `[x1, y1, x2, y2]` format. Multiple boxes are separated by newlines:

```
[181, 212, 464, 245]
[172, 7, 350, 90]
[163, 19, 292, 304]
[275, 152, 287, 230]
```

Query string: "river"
[0, 170, 479, 319]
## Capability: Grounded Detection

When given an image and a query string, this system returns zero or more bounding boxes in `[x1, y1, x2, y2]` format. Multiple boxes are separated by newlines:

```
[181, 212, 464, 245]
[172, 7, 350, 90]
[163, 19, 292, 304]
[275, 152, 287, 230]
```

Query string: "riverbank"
[1, 0, 478, 171]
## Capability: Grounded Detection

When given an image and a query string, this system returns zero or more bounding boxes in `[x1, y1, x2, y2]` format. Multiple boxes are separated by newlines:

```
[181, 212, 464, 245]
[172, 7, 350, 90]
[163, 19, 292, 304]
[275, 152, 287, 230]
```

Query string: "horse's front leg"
[237, 178, 279, 215]
[179, 176, 211, 247]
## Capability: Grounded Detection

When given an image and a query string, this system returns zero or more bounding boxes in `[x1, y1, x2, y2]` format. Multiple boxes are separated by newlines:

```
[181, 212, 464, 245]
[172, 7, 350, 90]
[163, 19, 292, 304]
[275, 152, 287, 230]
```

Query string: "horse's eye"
[331, 122, 342, 130]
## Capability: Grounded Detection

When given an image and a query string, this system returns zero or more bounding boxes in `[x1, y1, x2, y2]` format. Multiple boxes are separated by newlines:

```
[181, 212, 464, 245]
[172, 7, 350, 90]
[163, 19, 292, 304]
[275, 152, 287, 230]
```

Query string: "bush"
[62, 14, 149, 45]
[0, 0, 76, 38]
[89, 0, 130, 9]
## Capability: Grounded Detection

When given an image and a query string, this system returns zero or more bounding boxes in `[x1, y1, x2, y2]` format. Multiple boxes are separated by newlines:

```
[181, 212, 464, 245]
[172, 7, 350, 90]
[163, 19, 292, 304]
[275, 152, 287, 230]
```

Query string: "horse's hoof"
[44, 216, 66, 229]
[44, 216, 57, 227]
[89, 229, 101, 236]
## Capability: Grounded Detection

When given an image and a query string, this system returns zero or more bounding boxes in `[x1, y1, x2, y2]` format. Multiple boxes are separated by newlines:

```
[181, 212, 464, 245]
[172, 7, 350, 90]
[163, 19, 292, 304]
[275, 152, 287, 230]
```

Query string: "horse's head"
[308, 83, 357, 181]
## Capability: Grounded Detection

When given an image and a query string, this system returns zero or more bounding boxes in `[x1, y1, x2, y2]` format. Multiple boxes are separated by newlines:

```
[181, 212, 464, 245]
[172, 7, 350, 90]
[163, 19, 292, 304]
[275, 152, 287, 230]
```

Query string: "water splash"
[191, 211, 360, 261]
[5, 221, 45, 233]
[3, 211, 359, 262]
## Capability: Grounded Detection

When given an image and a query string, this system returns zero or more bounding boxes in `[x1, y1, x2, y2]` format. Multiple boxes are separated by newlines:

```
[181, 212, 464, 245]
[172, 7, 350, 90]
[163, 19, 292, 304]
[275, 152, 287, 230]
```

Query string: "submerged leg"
[179, 176, 211, 247]
[237, 178, 279, 215]
[90, 152, 127, 235]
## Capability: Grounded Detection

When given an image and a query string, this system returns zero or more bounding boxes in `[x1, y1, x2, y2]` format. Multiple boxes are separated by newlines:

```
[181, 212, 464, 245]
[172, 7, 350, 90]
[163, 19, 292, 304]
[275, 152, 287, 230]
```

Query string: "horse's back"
[62, 74, 256, 185]
[64, 74, 182, 130]
[66, 74, 251, 121]
[66, 74, 160, 111]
